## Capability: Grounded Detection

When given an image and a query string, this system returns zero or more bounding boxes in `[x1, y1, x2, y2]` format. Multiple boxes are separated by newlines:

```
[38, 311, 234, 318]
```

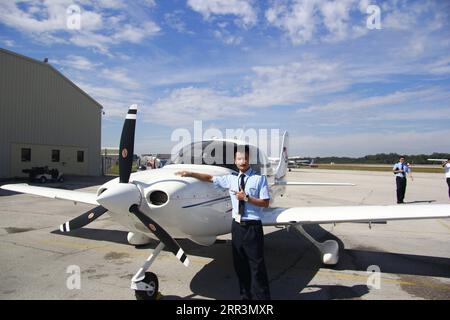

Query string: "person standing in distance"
[443, 159, 450, 199]
[176, 145, 271, 300]
[393, 156, 410, 204]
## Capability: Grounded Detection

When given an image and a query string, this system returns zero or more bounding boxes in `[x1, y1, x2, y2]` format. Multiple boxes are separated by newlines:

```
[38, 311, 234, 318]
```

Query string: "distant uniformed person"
[443, 159, 450, 199]
[393, 156, 410, 204]
[176, 145, 271, 300]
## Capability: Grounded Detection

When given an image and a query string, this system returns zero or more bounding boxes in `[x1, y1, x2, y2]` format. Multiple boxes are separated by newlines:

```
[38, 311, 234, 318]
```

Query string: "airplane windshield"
[172, 141, 269, 175]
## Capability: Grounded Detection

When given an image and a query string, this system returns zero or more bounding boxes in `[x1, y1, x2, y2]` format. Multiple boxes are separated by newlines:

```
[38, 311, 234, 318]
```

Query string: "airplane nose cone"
[97, 183, 141, 213]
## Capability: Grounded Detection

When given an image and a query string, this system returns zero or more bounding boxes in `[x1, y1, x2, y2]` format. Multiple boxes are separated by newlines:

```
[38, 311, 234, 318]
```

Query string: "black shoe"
[397, 201, 404, 204]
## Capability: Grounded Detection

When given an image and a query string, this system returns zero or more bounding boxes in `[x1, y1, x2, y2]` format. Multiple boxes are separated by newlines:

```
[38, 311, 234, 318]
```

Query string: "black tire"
[39, 176, 47, 184]
[134, 272, 159, 300]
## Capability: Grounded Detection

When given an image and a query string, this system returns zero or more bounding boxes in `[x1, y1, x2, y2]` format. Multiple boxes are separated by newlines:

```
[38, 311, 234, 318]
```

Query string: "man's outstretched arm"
[176, 171, 213, 182]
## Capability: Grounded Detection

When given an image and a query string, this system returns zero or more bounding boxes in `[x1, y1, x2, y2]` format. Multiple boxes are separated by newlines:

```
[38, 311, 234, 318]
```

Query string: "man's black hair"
[234, 144, 250, 158]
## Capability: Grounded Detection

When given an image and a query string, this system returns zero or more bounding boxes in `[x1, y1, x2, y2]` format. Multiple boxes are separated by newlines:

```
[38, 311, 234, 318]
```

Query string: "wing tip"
[1, 183, 28, 190]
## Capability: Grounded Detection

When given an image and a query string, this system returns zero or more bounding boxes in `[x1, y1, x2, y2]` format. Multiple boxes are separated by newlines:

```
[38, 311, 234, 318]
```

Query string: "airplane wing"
[260, 204, 450, 226]
[275, 181, 355, 186]
[1, 184, 98, 205]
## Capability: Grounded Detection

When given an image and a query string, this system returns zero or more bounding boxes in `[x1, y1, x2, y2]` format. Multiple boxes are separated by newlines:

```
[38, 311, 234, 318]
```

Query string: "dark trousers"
[396, 176, 407, 203]
[447, 178, 450, 198]
[231, 220, 271, 300]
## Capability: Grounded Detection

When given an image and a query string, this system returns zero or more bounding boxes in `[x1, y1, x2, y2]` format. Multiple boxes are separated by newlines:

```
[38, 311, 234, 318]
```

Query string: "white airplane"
[428, 159, 448, 162]
[2, 104, 450, 300]
[271, 156, 316, 169]
[296, 158, 317, 168]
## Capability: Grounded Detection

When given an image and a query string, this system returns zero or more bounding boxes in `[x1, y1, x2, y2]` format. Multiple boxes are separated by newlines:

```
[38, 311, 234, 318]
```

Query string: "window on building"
[52, 150, 60, 162]
[21, 148, 31, 162]
[77, 151, 84, 162]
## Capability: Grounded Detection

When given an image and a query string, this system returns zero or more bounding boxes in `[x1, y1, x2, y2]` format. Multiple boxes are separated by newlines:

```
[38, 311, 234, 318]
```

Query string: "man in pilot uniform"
[176, 145, 271, 300]
[393, 156, 411, 204]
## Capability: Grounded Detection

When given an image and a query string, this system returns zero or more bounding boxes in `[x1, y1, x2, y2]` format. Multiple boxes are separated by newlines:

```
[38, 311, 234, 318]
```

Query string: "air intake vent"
[148, 191, 168, 206]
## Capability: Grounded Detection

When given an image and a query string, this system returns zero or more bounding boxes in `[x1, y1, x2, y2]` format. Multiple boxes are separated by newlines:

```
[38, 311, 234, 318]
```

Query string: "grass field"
[307, 164, 444, 173]
[106, 163, 444, 175]
[106, 164, 138, 176]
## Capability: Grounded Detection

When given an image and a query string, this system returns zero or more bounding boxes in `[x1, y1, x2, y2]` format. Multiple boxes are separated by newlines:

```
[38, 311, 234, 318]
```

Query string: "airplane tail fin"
[274, 131, 288, 179]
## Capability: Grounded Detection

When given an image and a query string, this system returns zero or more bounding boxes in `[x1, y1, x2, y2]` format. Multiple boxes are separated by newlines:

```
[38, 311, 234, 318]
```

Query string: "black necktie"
[238, 174, 246, 215]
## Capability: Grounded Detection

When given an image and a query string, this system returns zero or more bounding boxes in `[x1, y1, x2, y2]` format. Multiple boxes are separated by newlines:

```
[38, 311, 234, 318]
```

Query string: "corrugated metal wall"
[0, 49, 102, 178]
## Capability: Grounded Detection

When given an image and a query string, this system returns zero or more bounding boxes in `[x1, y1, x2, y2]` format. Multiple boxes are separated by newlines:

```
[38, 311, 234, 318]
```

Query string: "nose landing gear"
[131, 242, 165, 300]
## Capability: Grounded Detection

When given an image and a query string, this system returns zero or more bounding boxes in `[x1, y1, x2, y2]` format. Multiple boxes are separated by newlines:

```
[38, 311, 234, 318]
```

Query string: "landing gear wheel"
[39, 176, 47, 183]
[134, 272, 159, 300]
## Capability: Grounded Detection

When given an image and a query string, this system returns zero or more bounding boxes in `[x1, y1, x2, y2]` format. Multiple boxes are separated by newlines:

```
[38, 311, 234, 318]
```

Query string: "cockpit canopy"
[172, 140, 270, 175]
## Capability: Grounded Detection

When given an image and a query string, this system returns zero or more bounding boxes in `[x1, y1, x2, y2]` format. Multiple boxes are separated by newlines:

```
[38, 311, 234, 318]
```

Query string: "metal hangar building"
[0, 48, 102, 179]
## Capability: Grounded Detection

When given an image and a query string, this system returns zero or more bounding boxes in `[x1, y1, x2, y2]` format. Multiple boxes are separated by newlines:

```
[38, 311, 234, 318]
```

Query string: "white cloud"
[69, 18, 160, 54]
[73, 79, 146, 118]
[0, 0, 103, 33]
[113, 21, 160, 43]
[69, 32, 111, 54]
[101, 68, 141, 89]
[95, 0, 126, 9]
[244, 59, 348, 107]
[0, 0, 160, 54]
[144, 87, 250, 126]
[290, 129, 450, 157]
[213, 30, 242, 45]
[320, 0, 355, 42]
[265, 0, 363, 45]
[142, 44, 450, 127]
[298, 88, 443, 113]
[142, 0, 156, 7]
[426, 56, 450, 75]
[265, 0, 318, 45]
[380, 0, 449, 34]
[366, 107, 450, 122]
[53, 54, 101, 71]
[1, 38, 15, 47]
[187, 0, 257, 26]
[265, 0, 448, 45]
[145, 57, 349, 126]
[164, 11, 191, 34]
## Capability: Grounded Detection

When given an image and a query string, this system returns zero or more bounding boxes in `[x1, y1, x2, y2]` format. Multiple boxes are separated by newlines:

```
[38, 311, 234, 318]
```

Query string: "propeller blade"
[119, 104, 137, 183]
[59, 205, 108, 232]
[129, 205, 189, 267]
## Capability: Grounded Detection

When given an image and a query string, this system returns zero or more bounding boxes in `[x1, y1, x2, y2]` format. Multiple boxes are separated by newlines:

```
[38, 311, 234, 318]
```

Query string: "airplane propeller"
[129, 205, 189, 266]
[119, 104, 137, 183]
[97, 104, 189, 267]
[59, 104, 189, 266]
[58, 105, 138, 233]
[59, 205, 107, 232]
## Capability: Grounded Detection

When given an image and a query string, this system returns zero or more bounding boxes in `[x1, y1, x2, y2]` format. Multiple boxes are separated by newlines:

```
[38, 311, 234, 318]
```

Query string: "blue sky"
[1, 0, 449, 157]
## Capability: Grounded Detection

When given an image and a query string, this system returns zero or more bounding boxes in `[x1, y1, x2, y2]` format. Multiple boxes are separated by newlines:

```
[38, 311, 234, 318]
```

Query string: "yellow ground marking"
[318, 269, 450, 291]
[437, 219, 450, 231]
[38, 239, 212, 265]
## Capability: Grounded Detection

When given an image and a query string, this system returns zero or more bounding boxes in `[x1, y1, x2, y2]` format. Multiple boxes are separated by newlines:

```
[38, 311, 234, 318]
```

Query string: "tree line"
[312, 153, 450, 164]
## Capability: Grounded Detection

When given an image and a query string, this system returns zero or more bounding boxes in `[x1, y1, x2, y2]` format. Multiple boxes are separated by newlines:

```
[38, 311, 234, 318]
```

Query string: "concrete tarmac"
[0, 169, 449, 300]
